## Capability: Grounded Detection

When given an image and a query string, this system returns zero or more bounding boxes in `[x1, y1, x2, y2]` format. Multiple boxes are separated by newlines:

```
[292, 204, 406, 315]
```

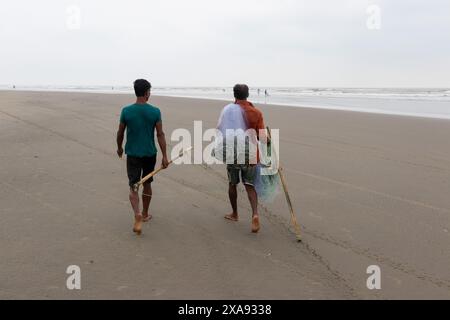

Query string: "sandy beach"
[0, 90, 449, 299]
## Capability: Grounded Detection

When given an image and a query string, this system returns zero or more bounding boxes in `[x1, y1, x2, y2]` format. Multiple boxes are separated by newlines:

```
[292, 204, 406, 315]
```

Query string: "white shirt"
[215, 103, 253, 164]
[217, 103, 247, 133]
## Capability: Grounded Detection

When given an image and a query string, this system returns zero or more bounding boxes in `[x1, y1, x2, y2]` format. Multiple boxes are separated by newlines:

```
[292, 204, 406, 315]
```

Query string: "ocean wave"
[2, 85, 450, 119]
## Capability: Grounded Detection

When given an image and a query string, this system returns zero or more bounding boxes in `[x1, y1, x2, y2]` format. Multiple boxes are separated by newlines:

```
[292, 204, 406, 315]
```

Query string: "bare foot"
[225, 213, 239, 222]
[142, 213, 153, 222]
[133, 215, 143, 235]
[251, 215, 260, 233]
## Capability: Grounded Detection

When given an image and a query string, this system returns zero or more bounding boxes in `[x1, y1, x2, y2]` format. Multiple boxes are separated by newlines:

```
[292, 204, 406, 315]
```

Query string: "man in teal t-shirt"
[116, 79, 169, 235]
[120, 101, 161, 158]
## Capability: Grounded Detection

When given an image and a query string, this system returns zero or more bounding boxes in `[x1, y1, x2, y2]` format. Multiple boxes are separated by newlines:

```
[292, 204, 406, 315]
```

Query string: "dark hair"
[134, 79, 152, 97]
[233, 84, 249, 100]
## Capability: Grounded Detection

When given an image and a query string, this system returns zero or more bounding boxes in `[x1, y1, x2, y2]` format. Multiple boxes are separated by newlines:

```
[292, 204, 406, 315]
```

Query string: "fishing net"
[214, 104, 281, 203]
[255, 140, 281, 203]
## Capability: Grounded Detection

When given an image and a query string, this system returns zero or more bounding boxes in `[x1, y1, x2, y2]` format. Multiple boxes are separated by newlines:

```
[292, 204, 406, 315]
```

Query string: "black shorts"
[127, 155, 157, 188]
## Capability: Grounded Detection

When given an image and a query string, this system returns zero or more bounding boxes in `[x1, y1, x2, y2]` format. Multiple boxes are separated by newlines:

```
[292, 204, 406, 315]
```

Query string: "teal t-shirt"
[120, 103, 162, 157]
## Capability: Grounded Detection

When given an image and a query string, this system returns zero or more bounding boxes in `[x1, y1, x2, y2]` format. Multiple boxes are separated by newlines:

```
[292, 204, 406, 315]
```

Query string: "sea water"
[1, 85, 449, 119]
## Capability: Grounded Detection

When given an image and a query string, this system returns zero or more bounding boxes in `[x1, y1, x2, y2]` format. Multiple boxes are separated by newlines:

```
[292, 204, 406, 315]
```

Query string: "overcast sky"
[0, 0, 449, 87]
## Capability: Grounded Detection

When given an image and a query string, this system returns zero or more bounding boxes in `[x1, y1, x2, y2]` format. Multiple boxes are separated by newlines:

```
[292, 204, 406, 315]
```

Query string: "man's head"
[233, 84, 249, 101]
[134, 79, 152, 101]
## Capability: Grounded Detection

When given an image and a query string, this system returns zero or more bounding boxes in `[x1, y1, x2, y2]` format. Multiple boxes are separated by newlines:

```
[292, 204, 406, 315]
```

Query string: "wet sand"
[0, 90, 449, 299]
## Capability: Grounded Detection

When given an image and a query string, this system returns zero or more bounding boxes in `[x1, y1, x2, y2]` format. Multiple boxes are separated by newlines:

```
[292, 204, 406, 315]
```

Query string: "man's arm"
[117, 123, 126, 158]
[156, 121, 169, 168]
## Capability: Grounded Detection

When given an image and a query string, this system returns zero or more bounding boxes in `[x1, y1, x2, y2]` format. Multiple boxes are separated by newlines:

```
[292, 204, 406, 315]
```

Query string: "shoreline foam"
[2, 87, 450, 121]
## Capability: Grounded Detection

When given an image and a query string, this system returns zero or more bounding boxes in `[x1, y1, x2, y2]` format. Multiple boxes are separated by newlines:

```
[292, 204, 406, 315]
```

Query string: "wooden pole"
[267, 127, 302, 242]
[133, 147, 193, 191]
[278, 167, 302, 242]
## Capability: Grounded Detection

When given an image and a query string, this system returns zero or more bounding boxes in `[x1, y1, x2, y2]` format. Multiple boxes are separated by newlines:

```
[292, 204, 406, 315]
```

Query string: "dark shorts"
[227, 164, 257, 186]
[127, 155, 157, 188]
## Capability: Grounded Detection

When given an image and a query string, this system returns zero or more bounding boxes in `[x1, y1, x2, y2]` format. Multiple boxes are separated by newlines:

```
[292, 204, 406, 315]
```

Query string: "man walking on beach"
[117, 79, 169, 235]
[217, 84, 267, 233]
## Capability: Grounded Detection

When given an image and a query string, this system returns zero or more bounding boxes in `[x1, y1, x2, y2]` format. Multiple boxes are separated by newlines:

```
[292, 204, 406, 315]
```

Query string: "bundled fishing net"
[255, 164, 280, 203]
[214, 103, 281, 203]
[255, 140, 281, 203]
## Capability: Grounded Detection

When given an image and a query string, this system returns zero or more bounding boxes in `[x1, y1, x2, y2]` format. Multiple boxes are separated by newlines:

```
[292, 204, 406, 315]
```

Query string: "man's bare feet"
[142, 213, 153, 222]
[251, 215, 260, 233]
[133, 215, 143, 235]
[224, 213, 239, 222]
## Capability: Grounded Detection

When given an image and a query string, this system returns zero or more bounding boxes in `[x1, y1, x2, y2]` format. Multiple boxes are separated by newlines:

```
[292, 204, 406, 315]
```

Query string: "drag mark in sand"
[34, 170, 129, 206]
[196, 162, 449, 290]
[145, 160, 356, 296]
[0, 109, 112, 156]
[1, 181, 60, 212]
[281, 135, 450, 174]
[192, 163, 358, 297]
[301, 225, 450, 291]
[285, 168, 450, 214]
[195, 164, 450, 292]
[21, 100, 116, 134]
[158, 212, 356, 299]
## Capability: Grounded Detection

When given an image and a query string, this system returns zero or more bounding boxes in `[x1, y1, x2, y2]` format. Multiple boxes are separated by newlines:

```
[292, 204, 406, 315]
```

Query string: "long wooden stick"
[267, 127, 302, 242]
[278, 167, 302, 242]
[133, 147, 193, 191]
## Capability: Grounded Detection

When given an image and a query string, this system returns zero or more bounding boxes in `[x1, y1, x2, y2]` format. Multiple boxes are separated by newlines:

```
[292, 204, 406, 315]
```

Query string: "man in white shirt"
[216, 84, 266, 233]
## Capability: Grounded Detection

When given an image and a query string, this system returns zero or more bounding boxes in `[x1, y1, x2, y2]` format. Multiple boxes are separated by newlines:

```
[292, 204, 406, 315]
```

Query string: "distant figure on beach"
[216, 84, 267, 233]
[264, 89, 269, 104]
[13, 85, 16, 89]
[116, 79, 169, 235]
[257, 88, 261, 96]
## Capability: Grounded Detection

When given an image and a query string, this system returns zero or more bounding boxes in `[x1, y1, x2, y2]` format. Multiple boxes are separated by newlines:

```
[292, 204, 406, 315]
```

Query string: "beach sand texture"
[1, 90, 449, 299]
